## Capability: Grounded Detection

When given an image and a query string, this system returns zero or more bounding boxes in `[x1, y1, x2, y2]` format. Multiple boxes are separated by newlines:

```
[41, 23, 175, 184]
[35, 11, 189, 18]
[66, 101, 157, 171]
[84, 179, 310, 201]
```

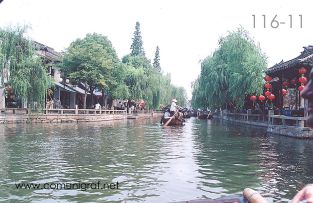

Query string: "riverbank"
[0, 108, 162, 124]
[215, 111, 313, 139]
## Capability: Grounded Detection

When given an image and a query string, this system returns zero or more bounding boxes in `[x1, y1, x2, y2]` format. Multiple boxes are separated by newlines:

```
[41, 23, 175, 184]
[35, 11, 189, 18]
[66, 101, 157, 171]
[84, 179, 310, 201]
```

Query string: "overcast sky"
[0, 0, 312, 99]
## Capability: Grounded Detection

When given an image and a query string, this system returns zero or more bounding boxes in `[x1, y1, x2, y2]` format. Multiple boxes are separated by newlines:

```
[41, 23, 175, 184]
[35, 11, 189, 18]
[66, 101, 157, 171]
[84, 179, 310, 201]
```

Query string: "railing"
[220, 110, 307, 127]
[223, 112, 268, 123]
[43, 108, 127, 115]
[268, 114, 306, 127]
[0, 108, 29, 114]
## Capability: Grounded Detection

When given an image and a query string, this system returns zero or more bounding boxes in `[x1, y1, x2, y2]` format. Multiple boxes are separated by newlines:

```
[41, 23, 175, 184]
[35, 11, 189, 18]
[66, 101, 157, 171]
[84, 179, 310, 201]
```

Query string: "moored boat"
[197, 109, 213, 119]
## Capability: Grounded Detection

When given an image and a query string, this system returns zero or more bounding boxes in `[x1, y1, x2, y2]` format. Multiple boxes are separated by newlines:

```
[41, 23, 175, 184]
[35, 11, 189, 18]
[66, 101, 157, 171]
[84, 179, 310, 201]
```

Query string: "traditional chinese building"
[265, 46, 312, 123]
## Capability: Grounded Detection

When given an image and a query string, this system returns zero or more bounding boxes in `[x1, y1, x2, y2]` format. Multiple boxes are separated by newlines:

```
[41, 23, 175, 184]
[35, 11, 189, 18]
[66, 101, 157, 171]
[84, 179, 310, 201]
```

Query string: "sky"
[0, 0, 313, 99]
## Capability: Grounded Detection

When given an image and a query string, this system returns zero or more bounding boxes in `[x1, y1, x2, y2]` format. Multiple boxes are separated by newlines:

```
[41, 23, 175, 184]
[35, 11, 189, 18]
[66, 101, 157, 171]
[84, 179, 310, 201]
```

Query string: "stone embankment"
[215, 111, 313, 139]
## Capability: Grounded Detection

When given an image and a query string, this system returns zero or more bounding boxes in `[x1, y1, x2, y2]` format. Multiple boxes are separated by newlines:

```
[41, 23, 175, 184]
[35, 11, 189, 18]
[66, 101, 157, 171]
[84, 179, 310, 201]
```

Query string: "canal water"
[1, 117, 313, 202]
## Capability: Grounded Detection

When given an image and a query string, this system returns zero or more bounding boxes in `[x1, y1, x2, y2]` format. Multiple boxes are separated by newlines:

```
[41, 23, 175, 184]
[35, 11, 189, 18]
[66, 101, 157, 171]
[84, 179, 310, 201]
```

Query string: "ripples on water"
[0, 118, 313, 202]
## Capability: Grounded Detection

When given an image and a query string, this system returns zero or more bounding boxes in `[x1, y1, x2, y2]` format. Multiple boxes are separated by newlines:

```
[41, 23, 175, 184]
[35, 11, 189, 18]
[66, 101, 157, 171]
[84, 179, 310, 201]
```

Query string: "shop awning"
[70, 85, 88, 94]
[54, 82, 76, 93]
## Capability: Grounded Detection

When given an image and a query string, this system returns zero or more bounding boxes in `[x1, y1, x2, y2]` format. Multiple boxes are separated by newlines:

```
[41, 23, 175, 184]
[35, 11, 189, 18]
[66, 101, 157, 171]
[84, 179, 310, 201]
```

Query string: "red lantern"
[299, 76, 308, 84]
[250, 95, 257, 101]
[299, 67, 307, 74]
[298, 85, 305, 91]
[265, 91, 271, 97]
[282, 89, 288, 96]
[282, 81, 289, 87]
[264, 75, 272, 82]
[291, 79, 297, 85]
[264, 83, 272, 89]
[259, 95, 265, 101]
[268, 94, 275, 101]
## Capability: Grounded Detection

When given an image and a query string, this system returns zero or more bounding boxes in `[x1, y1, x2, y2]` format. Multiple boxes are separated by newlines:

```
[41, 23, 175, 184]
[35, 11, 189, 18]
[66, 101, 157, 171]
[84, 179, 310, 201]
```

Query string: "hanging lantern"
[265, 91, 271, 97]
[264, 83, 272, 89]
[268, 94, 275, 101]
[291, 79, 297, 85]
[264, 75, 272, 82]
[259, 95, 265, 101]
[282, 81, 289, 87]
[282, 89, 288, 96]
[299, 76, 308, 84]
[299, 67, 307, 74]
[298, 85, 305, 91]
[250, 95, 257, 101]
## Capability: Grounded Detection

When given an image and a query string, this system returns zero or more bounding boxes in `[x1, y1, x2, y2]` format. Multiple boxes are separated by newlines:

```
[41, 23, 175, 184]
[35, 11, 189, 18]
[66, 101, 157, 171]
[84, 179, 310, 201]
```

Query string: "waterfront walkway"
[0, 108, 159, 124]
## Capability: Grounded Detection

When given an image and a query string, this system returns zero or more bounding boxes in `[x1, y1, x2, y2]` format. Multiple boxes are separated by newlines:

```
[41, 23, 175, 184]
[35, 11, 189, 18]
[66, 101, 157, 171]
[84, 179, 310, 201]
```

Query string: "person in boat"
[170, 99, 178, 116]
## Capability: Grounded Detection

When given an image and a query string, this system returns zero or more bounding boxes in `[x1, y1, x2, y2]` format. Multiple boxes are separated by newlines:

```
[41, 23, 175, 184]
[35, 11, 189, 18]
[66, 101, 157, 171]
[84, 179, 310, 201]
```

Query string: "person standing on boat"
[170, 99, 178, 117]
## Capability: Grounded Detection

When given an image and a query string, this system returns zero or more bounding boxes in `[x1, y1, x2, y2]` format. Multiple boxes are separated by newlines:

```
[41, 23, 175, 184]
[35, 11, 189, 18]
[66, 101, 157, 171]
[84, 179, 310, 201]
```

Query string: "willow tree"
[0, 26, 51, 109]
[192, 28, 267, 109]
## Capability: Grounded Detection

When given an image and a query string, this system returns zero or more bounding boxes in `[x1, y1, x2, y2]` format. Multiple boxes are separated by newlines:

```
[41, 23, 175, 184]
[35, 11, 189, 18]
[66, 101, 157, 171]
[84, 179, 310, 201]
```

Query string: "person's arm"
[291, 184, 313, 203]
[243, 188, 268, 203]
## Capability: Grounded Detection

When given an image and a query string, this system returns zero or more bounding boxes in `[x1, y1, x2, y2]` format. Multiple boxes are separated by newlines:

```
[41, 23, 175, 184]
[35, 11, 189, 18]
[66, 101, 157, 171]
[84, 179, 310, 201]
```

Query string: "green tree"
[61, 33, 119, 108]
[130, 22, 145, 56]
[153, 46, 161, 72]
[122, 21, 188, 109]
[192, 28, 267, 109]
[0, 25, 51, 109]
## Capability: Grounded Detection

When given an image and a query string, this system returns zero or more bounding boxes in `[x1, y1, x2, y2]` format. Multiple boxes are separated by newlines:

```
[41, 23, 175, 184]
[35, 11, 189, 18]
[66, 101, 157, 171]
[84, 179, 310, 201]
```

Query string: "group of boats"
[160, 107, 213, 126]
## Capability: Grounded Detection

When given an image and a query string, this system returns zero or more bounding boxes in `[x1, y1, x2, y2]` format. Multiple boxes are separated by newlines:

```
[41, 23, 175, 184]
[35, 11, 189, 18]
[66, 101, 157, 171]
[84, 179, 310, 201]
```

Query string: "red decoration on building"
[291, 79, 297, 85]
[264, 83, 272, 89]
[268, 94, 275, 101]
[258, 95, 265, 101]
[282, 81, 289, 87]
[298, 85, 305, 91]
[299, 76, 307, 84]
[282, 89, 288, 96]
[264, 75, 272, 82]
[250, 95, 257, 101]
[265, 91, 271, 97]
[298, 67, 307, 74]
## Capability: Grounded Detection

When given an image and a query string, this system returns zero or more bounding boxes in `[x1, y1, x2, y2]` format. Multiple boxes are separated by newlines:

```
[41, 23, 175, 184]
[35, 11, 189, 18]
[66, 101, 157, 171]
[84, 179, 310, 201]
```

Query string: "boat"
[197, 109, 213, 119]
[161, 116, 184, 126]
[160, 105, 185, 126]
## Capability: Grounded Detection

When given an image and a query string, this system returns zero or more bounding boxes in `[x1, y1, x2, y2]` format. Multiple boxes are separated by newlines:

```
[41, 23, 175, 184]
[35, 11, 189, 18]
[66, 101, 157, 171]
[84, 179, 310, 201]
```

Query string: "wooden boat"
[197, 110, 213, 119]
[160, 111, 185, 126]
[161, 117, 184, 126]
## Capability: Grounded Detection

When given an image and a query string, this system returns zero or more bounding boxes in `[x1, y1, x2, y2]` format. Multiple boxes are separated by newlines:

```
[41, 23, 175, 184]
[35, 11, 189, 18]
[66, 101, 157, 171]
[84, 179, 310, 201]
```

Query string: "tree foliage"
[192, 28, 267, 109]
[0, 25, 51, 109]
[153, 46, 161, 72]
[61, 33, 119, 108]
[130, 22, 145, 56]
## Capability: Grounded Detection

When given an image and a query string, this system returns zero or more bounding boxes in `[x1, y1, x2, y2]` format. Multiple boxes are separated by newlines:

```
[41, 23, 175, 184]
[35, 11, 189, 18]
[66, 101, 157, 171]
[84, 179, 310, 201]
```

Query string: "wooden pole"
[163, 111, 177, 127]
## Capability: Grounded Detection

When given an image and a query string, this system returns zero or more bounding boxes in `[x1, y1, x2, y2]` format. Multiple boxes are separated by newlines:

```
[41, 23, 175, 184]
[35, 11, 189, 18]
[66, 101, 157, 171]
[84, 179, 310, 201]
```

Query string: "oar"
[163, 111, 177, 127]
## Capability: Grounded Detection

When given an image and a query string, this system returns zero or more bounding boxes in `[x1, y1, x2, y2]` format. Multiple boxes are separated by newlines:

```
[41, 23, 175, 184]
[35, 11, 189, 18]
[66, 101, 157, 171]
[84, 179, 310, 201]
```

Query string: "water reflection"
[0, 118, 313, 202]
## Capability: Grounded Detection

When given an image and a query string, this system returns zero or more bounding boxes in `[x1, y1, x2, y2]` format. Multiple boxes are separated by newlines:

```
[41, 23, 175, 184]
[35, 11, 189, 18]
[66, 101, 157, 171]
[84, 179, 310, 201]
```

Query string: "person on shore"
[243, 68, 313, 202]
[95, 102, 101, 110]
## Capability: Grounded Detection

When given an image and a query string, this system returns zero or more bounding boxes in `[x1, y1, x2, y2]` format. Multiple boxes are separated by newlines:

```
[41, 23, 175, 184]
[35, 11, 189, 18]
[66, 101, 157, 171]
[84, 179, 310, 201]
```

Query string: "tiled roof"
[33, 41, 62, 62]
[266, 46, 313, 75]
